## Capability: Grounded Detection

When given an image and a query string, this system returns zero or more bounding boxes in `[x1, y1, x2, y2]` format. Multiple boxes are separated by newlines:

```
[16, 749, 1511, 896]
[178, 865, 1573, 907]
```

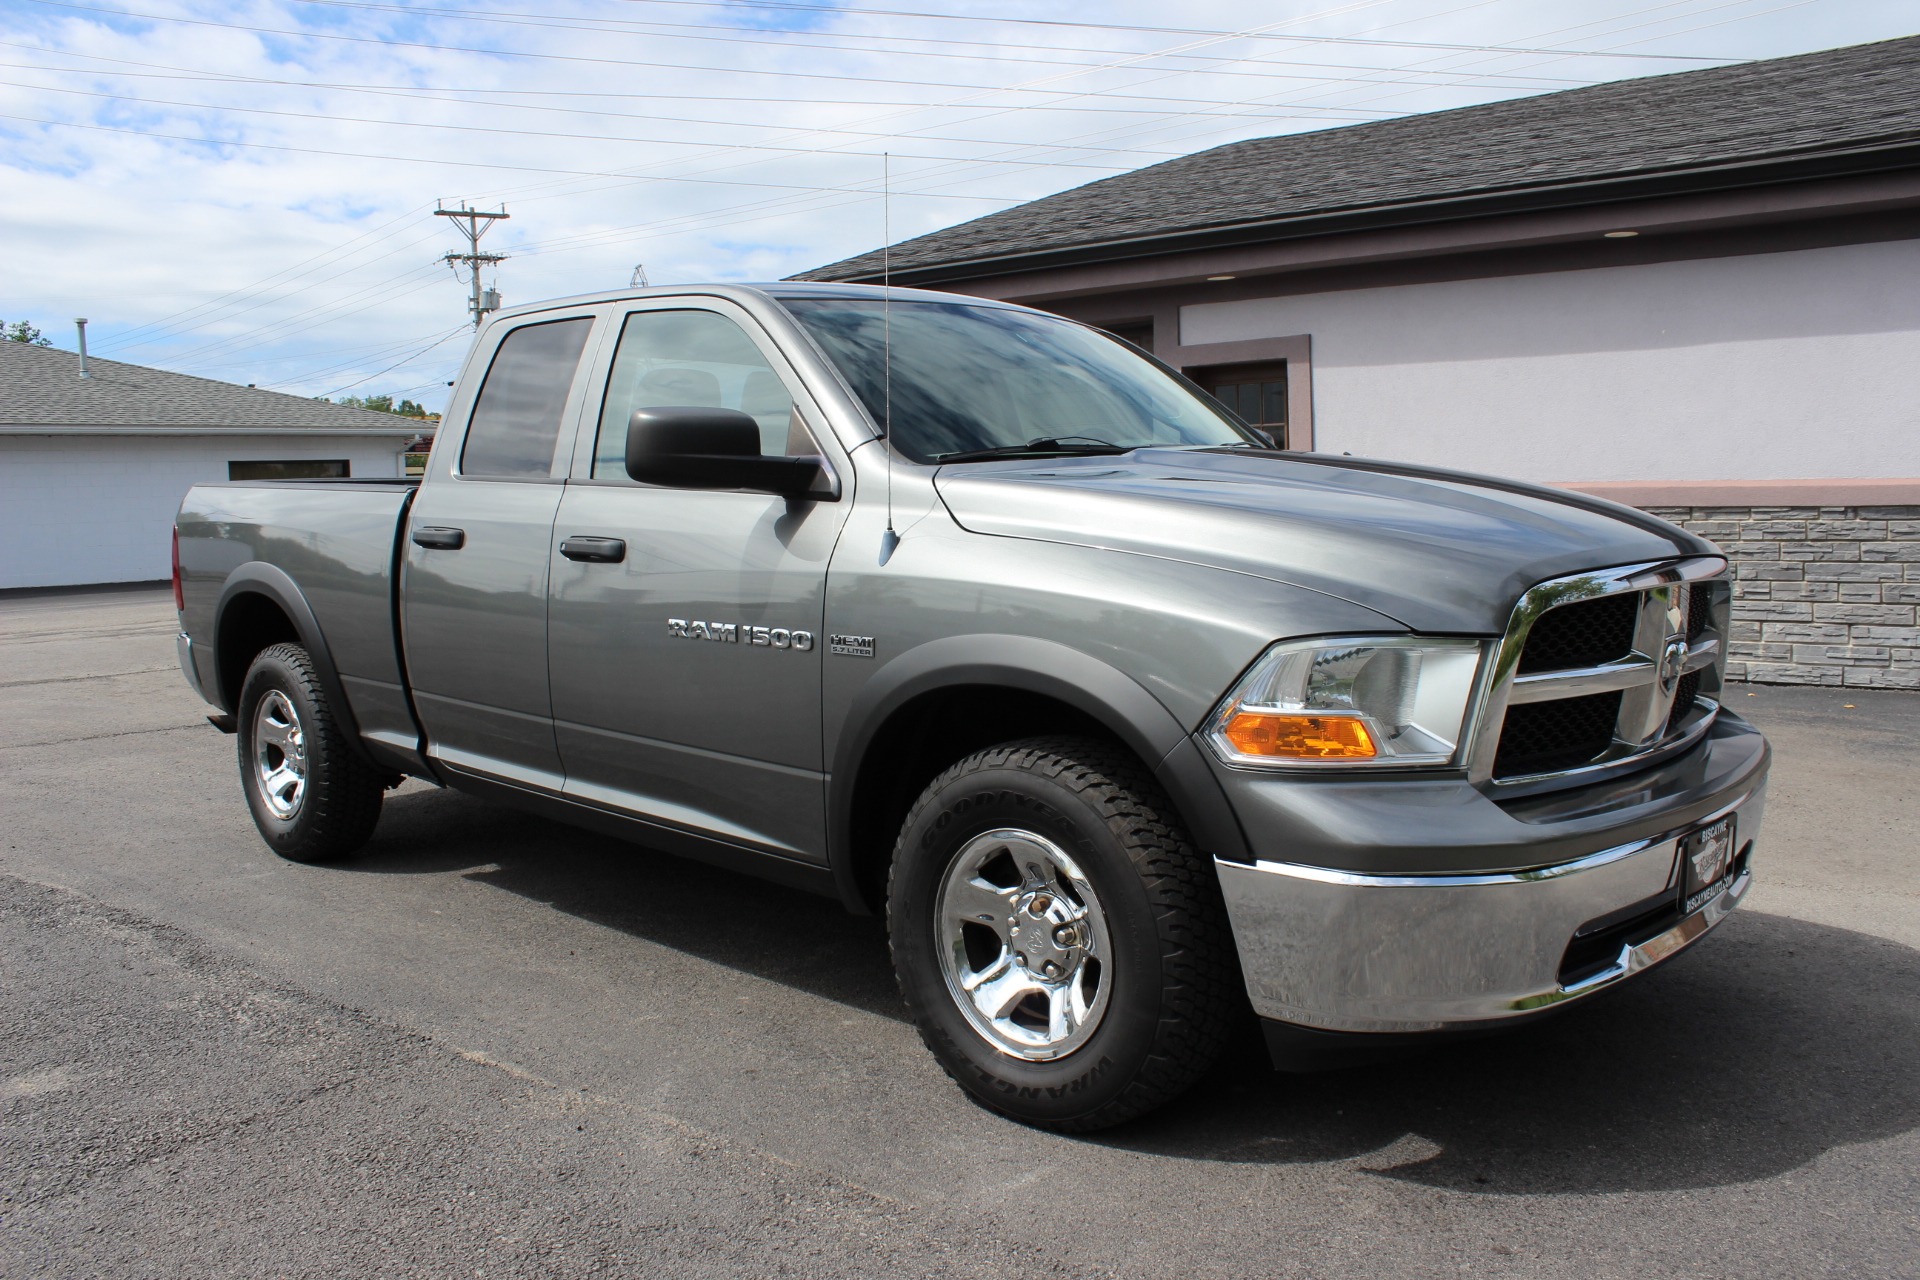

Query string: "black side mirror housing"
[625, 406, 825, 498]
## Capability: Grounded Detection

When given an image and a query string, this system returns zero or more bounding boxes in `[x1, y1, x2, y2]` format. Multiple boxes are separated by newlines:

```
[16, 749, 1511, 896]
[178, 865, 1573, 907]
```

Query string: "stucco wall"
[0, 433, 407, 589]
[1179, 239, 1920, 484]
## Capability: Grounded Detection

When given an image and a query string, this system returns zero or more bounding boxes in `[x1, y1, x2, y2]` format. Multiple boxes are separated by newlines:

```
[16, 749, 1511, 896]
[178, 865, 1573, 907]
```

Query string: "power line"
[0, 39, 1584, 115]
[317, 327, 471, 399]
[0, 111, 1029, 200]
[269, 0, 1614, 88]
[604, 0, 1744, 60]
[103, 227, 445, 354]
[21, 0, 1447, 96]
[155, 263, 451, 366]
[0, 80, 1164, 171]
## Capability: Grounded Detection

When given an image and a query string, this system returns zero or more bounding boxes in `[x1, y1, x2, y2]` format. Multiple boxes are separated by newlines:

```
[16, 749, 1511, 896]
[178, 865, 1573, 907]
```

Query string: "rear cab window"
[460, 317, 595, 478]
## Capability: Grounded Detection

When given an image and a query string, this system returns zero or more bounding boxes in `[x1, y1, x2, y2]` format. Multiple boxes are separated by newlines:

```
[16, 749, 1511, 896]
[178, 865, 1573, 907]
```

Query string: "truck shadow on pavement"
[350, 785, 905, 1021]
[352, 787, 1918, 1196]
[1100, 909, 1920, 1194]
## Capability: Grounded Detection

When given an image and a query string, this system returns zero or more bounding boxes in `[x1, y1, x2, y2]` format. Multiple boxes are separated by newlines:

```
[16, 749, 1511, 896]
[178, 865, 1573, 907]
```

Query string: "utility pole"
[435, 203, 509, 328]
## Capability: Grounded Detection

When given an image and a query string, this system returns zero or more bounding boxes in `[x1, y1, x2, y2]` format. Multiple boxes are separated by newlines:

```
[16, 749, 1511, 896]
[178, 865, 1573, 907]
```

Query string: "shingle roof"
[796, 34, 1920, 283]
[0, 338, 430, 432]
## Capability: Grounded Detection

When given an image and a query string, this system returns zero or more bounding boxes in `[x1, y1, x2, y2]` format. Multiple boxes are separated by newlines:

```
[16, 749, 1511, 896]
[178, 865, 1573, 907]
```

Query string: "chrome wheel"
[934, 828, 1113, 1061]
[252, 689, 307, 820]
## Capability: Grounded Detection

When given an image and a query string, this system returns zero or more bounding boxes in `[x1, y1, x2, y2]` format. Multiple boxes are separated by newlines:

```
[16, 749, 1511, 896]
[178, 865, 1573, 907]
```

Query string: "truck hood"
[933, 448, 1715, 634]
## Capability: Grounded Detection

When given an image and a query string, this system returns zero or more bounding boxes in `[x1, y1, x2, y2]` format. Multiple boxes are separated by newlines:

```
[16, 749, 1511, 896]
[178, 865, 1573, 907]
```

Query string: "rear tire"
[887, 736, 1239, 1132]
[236, 642, 384, 862]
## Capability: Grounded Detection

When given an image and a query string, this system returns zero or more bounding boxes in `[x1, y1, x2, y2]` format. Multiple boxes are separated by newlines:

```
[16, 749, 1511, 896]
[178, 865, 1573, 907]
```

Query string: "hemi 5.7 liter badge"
[829, 634, 875, 658]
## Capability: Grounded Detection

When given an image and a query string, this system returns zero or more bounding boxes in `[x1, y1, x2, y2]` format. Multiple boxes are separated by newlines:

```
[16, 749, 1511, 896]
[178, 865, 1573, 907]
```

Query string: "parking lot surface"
[3, 586, 1916, 1278]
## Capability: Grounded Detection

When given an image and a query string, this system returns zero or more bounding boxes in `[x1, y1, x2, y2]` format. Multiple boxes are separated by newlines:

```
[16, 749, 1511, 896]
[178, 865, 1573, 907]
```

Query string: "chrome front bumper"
[1216, 784, 1765, 1035]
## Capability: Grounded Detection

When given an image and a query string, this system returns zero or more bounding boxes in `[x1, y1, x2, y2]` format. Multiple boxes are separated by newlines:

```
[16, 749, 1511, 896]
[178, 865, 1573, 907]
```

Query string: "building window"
[227, 459, 350, 481]
[1193, 362, 1288, 449]
[1099, 321, 1154, 351]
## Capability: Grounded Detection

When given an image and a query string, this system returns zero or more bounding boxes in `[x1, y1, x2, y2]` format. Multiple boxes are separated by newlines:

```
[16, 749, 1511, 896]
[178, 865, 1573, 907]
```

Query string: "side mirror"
[625, 406, 825, 498]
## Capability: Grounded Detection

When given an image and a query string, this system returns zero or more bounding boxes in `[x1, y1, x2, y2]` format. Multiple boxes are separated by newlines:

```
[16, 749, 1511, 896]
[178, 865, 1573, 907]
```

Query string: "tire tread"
[240, 642, 384, 862]
[888, 735, 1240, 1132]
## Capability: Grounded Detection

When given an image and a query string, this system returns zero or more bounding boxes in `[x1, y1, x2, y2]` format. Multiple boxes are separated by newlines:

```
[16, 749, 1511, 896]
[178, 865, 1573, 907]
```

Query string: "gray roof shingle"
[796, 34, 1920, 283]
[0, 338, 434, 431]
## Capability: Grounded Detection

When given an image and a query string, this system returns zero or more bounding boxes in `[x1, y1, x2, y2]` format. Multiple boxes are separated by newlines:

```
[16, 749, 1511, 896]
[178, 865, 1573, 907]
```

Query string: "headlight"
[1206, 636, 1484, 768]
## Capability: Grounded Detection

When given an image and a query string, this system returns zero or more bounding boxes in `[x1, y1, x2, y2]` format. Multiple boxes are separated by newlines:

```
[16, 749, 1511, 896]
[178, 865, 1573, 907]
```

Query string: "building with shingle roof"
[801, 35, 1920, 687]
[1, 338, 436, 589]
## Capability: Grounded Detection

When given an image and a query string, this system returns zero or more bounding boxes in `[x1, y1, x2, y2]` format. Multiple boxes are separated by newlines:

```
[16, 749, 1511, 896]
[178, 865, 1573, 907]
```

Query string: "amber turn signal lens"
[1221, 711, 1377, 759]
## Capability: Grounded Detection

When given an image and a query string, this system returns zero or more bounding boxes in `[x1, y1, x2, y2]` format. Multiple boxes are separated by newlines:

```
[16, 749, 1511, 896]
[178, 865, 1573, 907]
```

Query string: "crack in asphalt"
[0, 668, 176, 689]
[0, 723, 203, 751]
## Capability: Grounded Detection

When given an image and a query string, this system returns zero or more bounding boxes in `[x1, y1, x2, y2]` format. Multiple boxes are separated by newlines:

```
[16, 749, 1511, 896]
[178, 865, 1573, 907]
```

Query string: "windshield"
[779, 297, 1255, 463]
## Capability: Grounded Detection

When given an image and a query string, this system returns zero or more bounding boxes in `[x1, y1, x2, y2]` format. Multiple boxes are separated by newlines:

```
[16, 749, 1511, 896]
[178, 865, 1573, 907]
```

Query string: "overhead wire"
[600, 0, 1743, 59]
[315, 325, 470, 398]
[268, 0, 1615, 89]
[5, 0, 1767, 387]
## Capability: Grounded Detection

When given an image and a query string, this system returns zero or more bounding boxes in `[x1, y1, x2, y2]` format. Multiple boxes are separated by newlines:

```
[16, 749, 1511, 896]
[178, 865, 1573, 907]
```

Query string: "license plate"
[1681, 817, 1737, 914]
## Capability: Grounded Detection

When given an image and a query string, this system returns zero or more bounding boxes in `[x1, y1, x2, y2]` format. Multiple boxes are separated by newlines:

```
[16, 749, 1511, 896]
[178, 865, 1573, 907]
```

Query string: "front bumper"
[1213, 711, 1769, 1035]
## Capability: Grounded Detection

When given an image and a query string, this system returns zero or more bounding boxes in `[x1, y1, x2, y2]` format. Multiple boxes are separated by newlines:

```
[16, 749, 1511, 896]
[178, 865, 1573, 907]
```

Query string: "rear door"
[403, 308, 601, 788]
[545, 299, 851, 863]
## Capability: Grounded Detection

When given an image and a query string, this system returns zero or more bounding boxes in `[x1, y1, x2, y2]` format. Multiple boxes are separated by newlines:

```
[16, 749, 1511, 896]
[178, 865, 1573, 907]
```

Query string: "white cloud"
[2, 0, 1912, 409]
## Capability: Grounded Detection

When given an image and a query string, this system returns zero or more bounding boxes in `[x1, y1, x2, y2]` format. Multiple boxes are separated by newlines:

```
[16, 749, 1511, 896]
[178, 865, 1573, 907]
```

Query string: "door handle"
[560, 535, 627, 564]
[412, 526, 465, 550]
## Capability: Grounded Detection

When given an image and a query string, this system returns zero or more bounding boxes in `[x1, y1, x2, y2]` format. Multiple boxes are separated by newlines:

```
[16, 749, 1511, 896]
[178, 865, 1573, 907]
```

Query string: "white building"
[1, 339, 428, 589]
[800, 35, 1920, 686]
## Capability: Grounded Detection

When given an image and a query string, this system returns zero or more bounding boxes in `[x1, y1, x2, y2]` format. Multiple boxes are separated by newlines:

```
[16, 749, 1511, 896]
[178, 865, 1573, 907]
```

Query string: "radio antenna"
[879, 150, 900, 565]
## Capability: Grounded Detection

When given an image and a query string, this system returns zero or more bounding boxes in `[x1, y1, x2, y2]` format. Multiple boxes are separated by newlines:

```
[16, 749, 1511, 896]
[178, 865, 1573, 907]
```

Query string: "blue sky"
[3, 0, 1915, 410]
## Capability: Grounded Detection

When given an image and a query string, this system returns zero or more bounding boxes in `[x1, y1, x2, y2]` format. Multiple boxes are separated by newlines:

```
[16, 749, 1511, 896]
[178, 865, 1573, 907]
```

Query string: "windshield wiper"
[934, 436, 1132, 464]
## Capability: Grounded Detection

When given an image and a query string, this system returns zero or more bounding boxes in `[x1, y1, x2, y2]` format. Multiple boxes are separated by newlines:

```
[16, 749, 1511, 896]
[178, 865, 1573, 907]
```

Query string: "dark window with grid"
[227, 459, 349, 481]
[1195, 362, 1288, 449]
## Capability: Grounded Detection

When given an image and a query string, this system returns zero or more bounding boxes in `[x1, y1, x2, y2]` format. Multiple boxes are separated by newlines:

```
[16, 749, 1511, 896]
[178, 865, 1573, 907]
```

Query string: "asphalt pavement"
[2, 586, 1916, 1278]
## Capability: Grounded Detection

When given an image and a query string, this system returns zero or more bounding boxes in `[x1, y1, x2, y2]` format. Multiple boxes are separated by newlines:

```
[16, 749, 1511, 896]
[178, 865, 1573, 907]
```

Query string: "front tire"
[887, 737, 1239, 1131]
[236, 642, 384, 862]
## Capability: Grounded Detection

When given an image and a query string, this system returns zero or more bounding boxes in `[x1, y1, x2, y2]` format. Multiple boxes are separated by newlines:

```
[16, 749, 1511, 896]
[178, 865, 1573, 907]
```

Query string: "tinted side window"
[460, 317, 594, 478]
[593, 310, 796, 479]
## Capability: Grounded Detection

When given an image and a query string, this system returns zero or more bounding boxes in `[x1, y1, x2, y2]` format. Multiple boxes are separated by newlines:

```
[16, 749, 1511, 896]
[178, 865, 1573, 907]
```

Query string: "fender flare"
[825, 633, 1249, 912]
[213, 562, 379, 770]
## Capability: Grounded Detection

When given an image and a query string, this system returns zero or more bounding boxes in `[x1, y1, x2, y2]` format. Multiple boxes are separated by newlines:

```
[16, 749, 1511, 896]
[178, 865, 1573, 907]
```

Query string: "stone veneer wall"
[1640, 505, 1920, 688]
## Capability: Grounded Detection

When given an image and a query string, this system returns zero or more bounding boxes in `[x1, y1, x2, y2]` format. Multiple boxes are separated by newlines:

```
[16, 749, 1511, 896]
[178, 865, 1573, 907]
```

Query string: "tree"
[333, 394, 432, 418]
[4, 320, 53, 347]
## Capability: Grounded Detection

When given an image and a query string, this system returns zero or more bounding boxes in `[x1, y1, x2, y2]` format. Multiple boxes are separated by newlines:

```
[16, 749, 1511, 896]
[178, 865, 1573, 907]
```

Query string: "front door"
[546, 302, 850, 863]
[403, 311, 599, 787]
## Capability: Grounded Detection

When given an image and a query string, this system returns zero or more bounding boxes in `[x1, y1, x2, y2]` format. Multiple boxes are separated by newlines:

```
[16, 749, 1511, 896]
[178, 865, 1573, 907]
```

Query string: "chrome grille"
[1469, 557, 1729, 791]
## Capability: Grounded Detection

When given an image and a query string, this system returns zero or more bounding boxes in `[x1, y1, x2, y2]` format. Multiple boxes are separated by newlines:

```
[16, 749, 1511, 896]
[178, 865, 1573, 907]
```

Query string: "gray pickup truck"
[174, 283, 1768, 1130]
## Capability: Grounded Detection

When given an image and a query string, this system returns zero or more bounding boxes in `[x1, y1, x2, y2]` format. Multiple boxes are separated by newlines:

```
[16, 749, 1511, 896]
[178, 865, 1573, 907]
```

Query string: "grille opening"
[1687, 582, 1715, 641]
[1518, 593, 1639, 673]
[1494, 690, 1622, 778]
[1665, 669, 1703, 736]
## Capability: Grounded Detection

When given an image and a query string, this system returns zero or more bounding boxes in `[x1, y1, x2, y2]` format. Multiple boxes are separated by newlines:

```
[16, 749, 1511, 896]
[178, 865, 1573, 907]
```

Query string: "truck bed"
[175, 478, 421, 764]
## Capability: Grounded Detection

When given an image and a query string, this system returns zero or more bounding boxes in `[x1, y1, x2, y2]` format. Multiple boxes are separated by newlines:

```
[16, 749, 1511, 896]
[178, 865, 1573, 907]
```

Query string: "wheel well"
[843, 686, 1128, 914]
[215, 592, 299, 711]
